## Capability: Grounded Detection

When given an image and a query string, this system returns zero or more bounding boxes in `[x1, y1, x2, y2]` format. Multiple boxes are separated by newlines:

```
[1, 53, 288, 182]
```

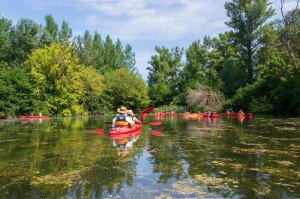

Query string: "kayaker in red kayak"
[238, 109, 245, 116]
[127, 110, 141, 124]
[112, 106, 134, 128]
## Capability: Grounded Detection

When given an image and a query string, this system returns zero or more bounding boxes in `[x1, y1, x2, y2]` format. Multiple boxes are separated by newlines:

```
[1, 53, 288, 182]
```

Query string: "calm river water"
[0, 115, 299, 198]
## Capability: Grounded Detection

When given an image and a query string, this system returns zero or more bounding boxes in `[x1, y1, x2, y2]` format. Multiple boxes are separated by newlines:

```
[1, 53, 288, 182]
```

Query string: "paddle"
[149, 130, 164, 136]
[94, 127, 110, 134]
[141, 106, 154, 115]
[104, 121, 162, 126]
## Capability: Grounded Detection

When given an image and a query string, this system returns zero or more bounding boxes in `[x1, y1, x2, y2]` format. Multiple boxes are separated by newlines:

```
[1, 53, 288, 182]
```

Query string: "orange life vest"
[115, 114, 129, 127]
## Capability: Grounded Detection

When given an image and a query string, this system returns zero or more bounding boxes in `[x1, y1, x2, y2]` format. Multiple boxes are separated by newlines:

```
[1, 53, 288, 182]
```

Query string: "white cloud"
[75, 0, 228, 41]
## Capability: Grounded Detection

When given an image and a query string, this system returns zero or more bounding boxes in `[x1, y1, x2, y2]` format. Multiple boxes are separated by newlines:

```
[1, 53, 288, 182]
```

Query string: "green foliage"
[103, 68, 150, 111]
[0, 66, 34, 116]
[220, 57, 247, 98]
[147, 46, 183, 104]
[249, 97, 274, 113]
[80, 66, 104, 113]
[58, 20, 72, 44]
[278, 8, 300, 70]
[0, 17, 12, 63]
[124, 44, 137, 74]
[41, 14, 58, 45]
[74, 32, 137, 74]
[225, 0, 275, 82]
[229, 52, 295, 113]
[9, 18, 41, 65]
[180, 39, 207, 91]
[227, 80, 262, 112]
[24, 44, 86, 116]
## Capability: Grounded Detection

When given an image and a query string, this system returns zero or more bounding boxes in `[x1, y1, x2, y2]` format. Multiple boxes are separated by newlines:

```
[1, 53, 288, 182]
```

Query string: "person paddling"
[127, 110, 141, 124]
[238, 109, 245, 116]
[112, 106, 134, 128]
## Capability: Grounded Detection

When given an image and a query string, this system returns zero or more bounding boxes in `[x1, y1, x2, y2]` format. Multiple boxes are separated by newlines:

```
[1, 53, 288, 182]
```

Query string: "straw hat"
[127, 110, 134, 115]
[117, 106, 127, 114]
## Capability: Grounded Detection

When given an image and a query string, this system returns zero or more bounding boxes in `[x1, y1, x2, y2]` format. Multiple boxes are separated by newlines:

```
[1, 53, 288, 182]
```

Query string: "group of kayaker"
[111, 106, 140, 128]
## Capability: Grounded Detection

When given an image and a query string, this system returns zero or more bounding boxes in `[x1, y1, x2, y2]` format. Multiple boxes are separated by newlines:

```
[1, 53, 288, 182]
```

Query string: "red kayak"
[19, 115, 49, 119]
[110, 123, 142, 137]
[210, 114, 219, 118]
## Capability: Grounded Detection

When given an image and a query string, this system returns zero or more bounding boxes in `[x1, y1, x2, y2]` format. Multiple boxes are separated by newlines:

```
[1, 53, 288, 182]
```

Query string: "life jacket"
[115, 114, 129, 127]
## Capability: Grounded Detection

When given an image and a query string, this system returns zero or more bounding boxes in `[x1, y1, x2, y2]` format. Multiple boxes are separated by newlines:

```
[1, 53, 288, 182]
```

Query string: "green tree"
[225, 0, 275, 83]
[9, 18, 41, 65]
[24, 44, 86, 116]
[91, 31, 105, 72]
[41, 14, 58, 45]
[229, 52, 295, 113]
[219, 57, 248, 98]
[180, 39, 207, 92]
[210, 31, 242, 95]
[0, 66, 34, 117]
[115, 39, 126, 69]
[103, 35, 117, 71]
[103, 68, 150, 111]
[279, 5, 300, 70]
[80, 66, 104, 114]
[147, 46, 183, 104]
[58, 20, 72, 44]
[124, 44, 137, 74]
[0, 17, 12, 64]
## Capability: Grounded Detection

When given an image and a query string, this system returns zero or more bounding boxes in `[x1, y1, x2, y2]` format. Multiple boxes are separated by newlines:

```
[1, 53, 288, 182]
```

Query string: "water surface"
[0, 115, 299, 198]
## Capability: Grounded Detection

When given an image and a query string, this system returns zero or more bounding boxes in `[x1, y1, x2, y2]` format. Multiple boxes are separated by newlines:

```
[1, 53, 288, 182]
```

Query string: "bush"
[185, 84, 225, 112]
[249, 98, 274, 113]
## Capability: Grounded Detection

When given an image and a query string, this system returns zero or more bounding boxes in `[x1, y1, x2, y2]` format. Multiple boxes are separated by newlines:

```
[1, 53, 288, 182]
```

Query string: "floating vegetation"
[231, 147, 299, 157]
[252, 186, 271, 195]
[169, 174, 241, 198]
[205, 161, 245, 170]
[31, 169, 83, 187]
[273, 160, 295, 166]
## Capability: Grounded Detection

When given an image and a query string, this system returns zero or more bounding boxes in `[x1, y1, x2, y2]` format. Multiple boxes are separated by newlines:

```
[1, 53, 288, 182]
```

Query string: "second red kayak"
[19, 115, 49, 119]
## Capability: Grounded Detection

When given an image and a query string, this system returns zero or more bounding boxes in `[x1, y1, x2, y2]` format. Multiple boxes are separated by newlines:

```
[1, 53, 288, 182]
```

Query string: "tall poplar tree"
[0, 17, 12, 64]
[10, 18, 41, 64]
[124, 44, 137, 74]
[58, 20, 72, 44]
[225, 0, 275, 83]
[147, 46, 183, 104]
[41, 14, 58, 45]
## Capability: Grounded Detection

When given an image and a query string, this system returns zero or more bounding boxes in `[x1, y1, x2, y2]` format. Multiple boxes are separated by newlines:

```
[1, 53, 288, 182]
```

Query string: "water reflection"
[111, 132, 141, 156]
[0, 115, 299, 198]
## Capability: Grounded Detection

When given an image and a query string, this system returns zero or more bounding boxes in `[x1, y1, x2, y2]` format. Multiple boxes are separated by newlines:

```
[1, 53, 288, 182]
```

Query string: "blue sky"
[0, 0, 298, 80]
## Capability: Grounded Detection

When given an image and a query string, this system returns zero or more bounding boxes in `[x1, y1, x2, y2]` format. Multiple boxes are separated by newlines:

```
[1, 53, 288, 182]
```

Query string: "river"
[0, 115, 299, 198]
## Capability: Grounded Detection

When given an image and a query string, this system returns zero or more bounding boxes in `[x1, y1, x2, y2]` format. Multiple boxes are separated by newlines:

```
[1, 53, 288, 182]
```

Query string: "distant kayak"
[19, 115, 49, 119]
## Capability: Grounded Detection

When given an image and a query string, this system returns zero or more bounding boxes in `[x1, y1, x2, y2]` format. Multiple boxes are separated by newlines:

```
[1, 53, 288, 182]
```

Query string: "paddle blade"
[149, 122, 162, 126]
[94, 129, 105, 134]
[149, 130, 163, 136]
[105, 121, 113, 124]
[141, 106, 154, 115]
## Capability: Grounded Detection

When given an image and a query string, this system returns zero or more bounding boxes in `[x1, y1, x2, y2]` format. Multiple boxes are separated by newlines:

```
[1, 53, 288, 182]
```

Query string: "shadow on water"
[0, 115, 299, 198]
